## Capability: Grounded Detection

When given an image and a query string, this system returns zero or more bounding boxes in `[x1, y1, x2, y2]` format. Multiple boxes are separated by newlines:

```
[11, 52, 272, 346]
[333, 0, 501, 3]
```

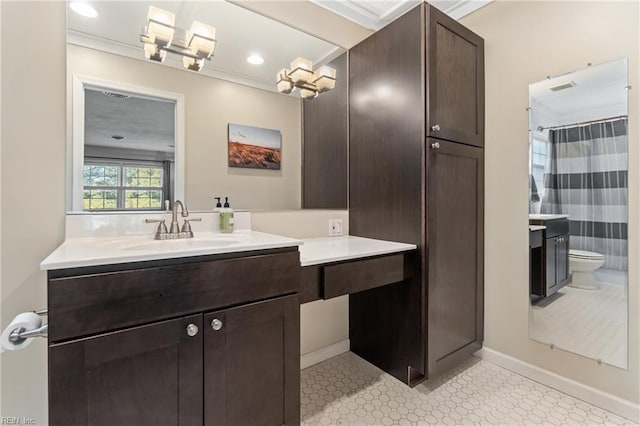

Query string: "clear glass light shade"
[183, 56, 205, 71]
[277, 80, 294, 94]
[300, 89, 318, 99]
[313, 65, 336, 92]
[289, 57, 313, 84]
[147, 6, 175, 46]
[274, 69, 291, 94]
[316, 65, 336, 79]
[144, 43, 166, 62]
[188, 21, 216, 58]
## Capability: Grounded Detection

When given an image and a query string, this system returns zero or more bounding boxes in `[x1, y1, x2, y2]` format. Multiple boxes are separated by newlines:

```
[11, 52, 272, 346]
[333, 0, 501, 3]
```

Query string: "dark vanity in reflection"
[529, 216, 570, 299]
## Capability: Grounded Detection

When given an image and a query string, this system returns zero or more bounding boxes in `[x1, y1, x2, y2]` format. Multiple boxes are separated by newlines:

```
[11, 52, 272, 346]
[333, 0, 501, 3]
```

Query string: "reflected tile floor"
[301, 352, 635, 425]
[530, 276, 627, 368]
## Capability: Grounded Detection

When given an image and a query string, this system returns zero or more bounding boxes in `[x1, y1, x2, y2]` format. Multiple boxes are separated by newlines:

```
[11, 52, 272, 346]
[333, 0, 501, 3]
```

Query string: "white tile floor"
[530, 269, 627, 368]
[301, 352, 635, 425]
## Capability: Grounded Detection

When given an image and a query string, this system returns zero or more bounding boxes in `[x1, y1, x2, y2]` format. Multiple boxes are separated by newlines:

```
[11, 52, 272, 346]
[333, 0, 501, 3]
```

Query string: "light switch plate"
[329, 219, 343, 237]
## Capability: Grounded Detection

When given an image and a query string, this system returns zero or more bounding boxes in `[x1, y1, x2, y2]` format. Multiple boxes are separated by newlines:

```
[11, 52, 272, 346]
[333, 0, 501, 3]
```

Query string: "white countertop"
[529, 225, 547, 232]
[41, 225, 417, 270]
[40, 230, 302, 270]
[298, 236, 417, 267]
[529, 214, 569, 221]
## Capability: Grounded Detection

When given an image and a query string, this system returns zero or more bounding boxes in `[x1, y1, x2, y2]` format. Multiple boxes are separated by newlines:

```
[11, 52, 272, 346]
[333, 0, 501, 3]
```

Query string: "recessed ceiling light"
[70, 2, 98, 18]
[247, 55, 264, 65]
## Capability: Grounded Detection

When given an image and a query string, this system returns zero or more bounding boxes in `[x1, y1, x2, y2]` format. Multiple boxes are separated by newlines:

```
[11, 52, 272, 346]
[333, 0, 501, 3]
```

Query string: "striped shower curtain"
[540, 118, 628, 270]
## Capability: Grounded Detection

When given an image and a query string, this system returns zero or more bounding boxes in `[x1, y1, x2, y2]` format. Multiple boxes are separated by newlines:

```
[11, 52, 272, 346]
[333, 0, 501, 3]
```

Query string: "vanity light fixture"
[140, 6, 217, 72]
[276, 57, 336, 99]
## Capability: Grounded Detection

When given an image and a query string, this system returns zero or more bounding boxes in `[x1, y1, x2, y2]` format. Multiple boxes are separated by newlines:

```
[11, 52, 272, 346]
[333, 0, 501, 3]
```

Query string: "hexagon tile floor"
[300, 352, 636, 425]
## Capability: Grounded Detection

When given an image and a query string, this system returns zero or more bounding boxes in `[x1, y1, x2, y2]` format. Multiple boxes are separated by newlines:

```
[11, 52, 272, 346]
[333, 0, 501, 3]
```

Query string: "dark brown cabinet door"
[426, 138, 484, 376]
[426, 5, 484, 147]
[303, 53, 348, 209]
[49, 314, 203, 426]
[545, 237, 558, 295]
[555, 235, 570, 287]
[348, 4, 426, 385]
[542, 234, 570, 296]
[204, 294, 300, 426]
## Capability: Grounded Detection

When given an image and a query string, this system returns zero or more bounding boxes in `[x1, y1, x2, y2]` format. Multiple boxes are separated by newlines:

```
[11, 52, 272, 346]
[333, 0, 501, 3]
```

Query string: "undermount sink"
[89, 233, 248, 253]
[122, 237, 238, 252]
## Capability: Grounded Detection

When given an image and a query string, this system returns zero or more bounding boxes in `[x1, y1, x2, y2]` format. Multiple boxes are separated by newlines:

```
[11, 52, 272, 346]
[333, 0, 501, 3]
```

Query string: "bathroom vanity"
[529, 215, 570, 298]
[41, 213, 416, 426]
[44, 232, 303, 426]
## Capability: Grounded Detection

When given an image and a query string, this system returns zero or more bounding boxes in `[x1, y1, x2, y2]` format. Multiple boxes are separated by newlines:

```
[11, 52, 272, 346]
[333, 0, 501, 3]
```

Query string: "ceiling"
[530, 58, 628, 123]
[84, 88, 175, 153]
[309, 0, 492, 30]
[67, 1, 343, 92]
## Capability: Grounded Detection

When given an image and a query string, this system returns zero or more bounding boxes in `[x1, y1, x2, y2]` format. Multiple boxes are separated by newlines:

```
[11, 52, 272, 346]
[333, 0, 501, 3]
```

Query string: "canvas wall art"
[228, 123, 282, 170]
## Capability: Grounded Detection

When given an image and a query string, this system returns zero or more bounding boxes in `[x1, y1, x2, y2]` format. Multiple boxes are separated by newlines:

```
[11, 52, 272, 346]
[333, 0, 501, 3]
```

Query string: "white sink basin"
[122, 237, 238, 252]
[89, 233, 248, 252]
[529, 214, 568, 220]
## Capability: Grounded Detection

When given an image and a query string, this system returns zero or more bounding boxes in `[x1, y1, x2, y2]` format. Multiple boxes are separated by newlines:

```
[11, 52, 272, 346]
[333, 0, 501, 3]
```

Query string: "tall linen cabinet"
[349, 3, 485, 385]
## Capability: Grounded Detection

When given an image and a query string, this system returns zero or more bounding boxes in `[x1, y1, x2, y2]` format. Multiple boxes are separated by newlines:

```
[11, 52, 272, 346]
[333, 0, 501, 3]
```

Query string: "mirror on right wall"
[528, 57, 629, 369]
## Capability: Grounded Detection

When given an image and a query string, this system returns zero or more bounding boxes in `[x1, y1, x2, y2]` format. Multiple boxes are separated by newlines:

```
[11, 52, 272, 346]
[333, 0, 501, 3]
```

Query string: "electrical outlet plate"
[329, 219, 343, 236]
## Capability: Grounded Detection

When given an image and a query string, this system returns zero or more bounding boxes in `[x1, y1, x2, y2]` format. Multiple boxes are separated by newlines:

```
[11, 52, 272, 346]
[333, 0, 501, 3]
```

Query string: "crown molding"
[444, 0, 493, 20]
[67, 30, 282, 95]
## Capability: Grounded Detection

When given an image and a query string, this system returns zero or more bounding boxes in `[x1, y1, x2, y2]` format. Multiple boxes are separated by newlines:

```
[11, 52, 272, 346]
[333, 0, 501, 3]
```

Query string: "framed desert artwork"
[228, 123, 282, 170]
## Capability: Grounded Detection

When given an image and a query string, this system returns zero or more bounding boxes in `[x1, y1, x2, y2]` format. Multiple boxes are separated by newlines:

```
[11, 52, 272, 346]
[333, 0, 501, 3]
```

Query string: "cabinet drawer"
[323, 254, 412, 299]
[530, 218, 569, 238]
[529, 230, 543, 248]
[48, 250, 300, 342]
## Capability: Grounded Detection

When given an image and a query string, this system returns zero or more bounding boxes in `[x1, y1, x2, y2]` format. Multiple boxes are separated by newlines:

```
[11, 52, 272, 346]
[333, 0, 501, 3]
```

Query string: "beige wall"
[461, 0, 639, 403]
[1, 1, 67, 422]
[252, 210, 350, 354]
[67, 44, 302, 211]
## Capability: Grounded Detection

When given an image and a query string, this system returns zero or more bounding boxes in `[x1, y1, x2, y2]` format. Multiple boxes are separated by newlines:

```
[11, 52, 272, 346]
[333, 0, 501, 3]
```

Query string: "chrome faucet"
[170, 200, 189, 234]
[145, 200, 200, 240]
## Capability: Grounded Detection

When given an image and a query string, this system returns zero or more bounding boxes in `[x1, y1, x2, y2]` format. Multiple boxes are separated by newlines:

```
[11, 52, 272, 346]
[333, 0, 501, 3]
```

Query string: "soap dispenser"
[219, 197, 234, 233]
[213, 197, 222, 212]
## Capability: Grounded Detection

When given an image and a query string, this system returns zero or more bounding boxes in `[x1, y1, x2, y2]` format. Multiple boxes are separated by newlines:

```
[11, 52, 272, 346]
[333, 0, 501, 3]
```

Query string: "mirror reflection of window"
[530, 136, 548, 211]
[83, 161, 167, 210]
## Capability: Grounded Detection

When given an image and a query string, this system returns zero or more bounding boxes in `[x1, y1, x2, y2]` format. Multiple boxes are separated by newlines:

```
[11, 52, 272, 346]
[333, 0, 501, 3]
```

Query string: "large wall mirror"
[66, 0, 344, 212]
[528, 58, 629, 368]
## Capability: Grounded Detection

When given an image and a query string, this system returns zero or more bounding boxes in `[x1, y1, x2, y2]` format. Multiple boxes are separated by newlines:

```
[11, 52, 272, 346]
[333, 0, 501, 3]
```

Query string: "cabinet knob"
[186, 323, 199, 337]
[431, 142, 441, 149]
[211, 319, 223, 331]
[431, 124, 441, 132]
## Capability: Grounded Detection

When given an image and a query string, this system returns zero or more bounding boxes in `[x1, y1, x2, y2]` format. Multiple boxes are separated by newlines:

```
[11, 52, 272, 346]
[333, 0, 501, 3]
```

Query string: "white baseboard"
[301, 339, 350, 370]
[476, 347, 640, 423]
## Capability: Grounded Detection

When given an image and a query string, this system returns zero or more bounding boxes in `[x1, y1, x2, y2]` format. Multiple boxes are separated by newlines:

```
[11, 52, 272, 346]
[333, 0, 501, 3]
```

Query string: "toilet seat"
[569, 249, 604, 260]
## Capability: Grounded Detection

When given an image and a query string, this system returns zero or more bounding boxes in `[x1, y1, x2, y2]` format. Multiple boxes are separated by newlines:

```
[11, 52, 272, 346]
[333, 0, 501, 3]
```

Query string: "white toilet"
[569, 249, 605, 289]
